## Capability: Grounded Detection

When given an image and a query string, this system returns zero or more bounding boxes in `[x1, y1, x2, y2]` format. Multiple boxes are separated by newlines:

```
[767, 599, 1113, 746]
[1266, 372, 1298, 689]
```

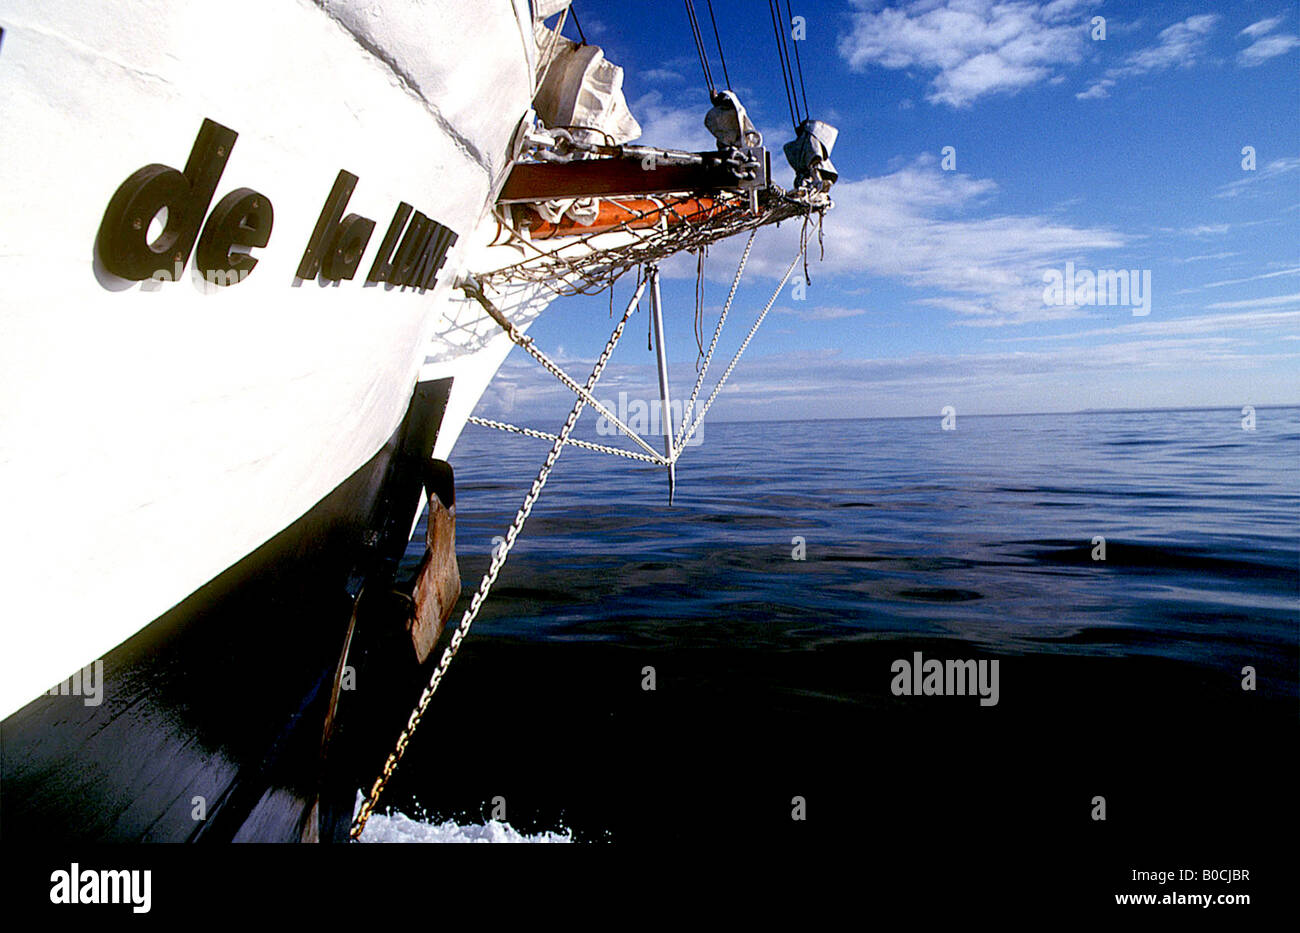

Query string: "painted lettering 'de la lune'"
[95, 118, 457, 289]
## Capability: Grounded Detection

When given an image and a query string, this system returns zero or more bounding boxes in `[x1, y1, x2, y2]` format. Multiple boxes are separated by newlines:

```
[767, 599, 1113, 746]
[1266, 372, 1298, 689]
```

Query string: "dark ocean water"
[382, 407, 1299, 846]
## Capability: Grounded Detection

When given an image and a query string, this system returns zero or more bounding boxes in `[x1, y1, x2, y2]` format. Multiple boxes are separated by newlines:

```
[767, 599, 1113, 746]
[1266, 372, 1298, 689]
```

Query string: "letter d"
[97, 118, 236, 280]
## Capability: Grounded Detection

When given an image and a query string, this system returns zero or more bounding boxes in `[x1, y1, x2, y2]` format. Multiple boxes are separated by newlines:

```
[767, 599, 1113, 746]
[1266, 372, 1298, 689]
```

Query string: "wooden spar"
[519, 196, 731, 240]
[498, 157, 737, 203]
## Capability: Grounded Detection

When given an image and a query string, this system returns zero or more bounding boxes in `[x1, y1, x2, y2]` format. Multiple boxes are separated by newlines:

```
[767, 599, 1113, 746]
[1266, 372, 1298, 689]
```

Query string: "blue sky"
[476, 0, 1299, 423]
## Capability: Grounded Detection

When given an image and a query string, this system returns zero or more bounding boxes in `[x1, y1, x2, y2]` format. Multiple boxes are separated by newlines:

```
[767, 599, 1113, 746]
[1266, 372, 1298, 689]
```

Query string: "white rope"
[465, 241, 805, 472]
[462, 280, 667, 462]
[676, 229, 754, 450]
[534, 8, 570, 88]
[512, 339, 667, 462]
[350, 277, 648, 840]
[676, 249, 803, 451]
[354, 244, 803, 835]
[468, 416, 667, 464]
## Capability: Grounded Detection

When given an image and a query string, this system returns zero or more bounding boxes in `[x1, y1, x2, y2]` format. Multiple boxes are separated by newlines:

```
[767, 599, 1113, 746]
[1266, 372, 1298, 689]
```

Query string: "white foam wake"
[354, 795, 573, 843]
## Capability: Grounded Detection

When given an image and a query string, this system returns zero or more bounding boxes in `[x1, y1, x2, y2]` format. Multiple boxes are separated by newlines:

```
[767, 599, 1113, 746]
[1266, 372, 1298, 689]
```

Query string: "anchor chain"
[349, 276, 649, 839]
[350, 239, 803, 837]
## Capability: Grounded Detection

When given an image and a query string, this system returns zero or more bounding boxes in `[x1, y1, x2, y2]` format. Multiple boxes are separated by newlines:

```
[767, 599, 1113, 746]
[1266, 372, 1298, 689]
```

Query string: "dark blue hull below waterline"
[0, 379, 456, 843]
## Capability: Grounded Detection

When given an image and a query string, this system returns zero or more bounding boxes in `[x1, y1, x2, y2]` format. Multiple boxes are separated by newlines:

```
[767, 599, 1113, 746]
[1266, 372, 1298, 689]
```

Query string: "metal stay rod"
[648, 265, 677, 504]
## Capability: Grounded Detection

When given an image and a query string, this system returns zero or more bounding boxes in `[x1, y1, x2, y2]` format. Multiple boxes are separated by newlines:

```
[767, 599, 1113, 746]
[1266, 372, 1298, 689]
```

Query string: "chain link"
[349, 240, 802, 838]
[349, 277, 649, 839]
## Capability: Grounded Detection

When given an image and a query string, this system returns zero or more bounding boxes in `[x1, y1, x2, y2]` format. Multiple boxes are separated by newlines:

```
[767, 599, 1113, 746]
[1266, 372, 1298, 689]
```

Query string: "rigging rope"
[352, 236, 806, 837]
[781, 0, 810, 121]
[678, 249, 802, 450]
[569, 4, 588, 45]
[349, 0, 833, 838]
[474, 233, 797, 476]
[468, 417, 665, 463]
[677, 229, 753, 446]
[694, 247, 707, 371]
[534, 7, 570, 89]
[766, 0, 800, 128]
[461, 279, 669, 463]
[704, 0, 731, 90]
[684, 0, 716, 97]
[349, 277, 650, 840]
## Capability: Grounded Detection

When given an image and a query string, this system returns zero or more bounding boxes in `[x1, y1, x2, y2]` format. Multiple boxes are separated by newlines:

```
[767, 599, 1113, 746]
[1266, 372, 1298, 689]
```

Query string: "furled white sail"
[533, 36, 642, 146]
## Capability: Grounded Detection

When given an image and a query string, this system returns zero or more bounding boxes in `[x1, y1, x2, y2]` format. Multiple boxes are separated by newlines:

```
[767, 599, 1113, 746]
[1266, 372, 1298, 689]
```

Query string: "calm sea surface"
[375, 407, 1299, 843]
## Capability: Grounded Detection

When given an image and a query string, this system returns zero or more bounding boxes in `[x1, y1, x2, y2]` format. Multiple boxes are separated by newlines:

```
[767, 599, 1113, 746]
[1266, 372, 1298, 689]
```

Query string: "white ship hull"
[0, 0, 805, 842]
[0, 0, 540, 720]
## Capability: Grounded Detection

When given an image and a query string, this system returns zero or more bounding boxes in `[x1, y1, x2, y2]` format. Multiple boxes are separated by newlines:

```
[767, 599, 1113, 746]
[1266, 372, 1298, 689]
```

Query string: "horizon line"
[698, 402, 1300, 425]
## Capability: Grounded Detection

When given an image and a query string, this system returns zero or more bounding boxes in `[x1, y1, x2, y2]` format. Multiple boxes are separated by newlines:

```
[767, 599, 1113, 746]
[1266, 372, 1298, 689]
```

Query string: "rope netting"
[479, 184, 829, 298]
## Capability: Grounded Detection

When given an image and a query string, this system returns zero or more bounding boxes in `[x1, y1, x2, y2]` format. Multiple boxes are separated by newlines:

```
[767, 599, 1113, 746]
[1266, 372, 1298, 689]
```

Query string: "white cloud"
[630, 90, 715, 151]
[1231, 13, 1299, 65]
[1077, 13, 1218, 99]
[1240, 15, 1285, 39]
[1074, 79, 1113, 99]
[1205, 292, 1300, 310]
[1122, 14, 1218, 71]
[997, 308, 1300, 341]
[838, 0, 1096, 108]
[1239, 32, 1300, 66]
[774, 305, 871, 321]
[641, 68, 686, 84]
[1215, 156, 1300, 198]
[1173, 252, 1241, 264]
[697, 154, 1128, 327]
[1201, 266, 1300, 289]
[472, 327, 1299, 423]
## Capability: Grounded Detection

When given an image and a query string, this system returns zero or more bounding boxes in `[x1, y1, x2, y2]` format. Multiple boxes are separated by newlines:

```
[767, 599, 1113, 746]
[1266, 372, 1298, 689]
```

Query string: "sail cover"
[533, 34, 642, 146]
[532, 0, 572, 19]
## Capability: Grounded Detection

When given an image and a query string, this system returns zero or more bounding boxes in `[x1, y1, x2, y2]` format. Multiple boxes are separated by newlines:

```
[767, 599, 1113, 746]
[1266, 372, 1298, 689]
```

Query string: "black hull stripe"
[1, 378, 453, 843]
